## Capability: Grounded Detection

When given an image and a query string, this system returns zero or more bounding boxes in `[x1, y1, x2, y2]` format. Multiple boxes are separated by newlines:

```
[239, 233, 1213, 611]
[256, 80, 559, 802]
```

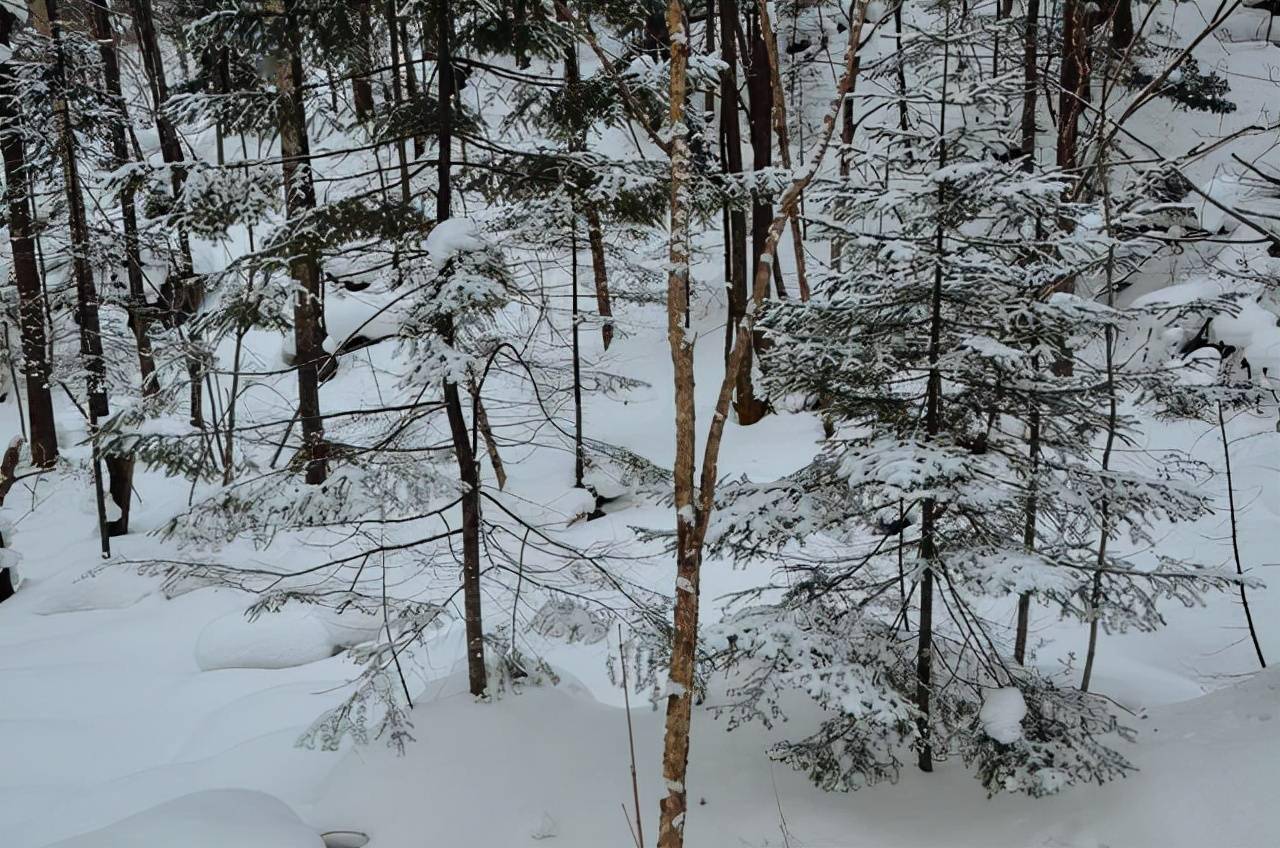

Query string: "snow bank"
[196, 607, 338, 671]
[979, 687, 1027, 744]
[32, 572, 158, 616]
[45, 789, 323, 848]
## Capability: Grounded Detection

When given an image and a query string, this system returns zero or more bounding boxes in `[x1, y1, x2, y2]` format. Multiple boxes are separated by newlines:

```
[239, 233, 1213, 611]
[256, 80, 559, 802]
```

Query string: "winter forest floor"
[3, 0, 1280, 846]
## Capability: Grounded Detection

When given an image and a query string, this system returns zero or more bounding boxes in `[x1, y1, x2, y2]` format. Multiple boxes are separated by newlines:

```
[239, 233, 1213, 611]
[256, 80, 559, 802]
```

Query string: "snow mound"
[979, 687, 1027, 744]
[33, 572, 157, 616]
[195, 607, 338, 671]
[45, 789, 323, 848]
[425, 217, 484, 268]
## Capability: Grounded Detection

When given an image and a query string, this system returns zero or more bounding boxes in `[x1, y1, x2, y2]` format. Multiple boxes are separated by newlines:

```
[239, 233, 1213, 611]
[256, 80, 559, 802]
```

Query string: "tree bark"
[656, 3, 872, 843]
[584, 207, 614, 349]
[272, 0, 328, 485]
[1056, 0, 1091, 172]
[718, 0, 762, 422]
[1020, 0, 1041, 161]
[1013, 406, 1040, 664]
[756, 0, 809, 301]
[0, 10, 58, 467]
[351, 0, 375, 120]
[657, 4, 699, 845]
[47, 0, 112, 556]
[128, 0, 205, 427]
[436, 0, 487, 698]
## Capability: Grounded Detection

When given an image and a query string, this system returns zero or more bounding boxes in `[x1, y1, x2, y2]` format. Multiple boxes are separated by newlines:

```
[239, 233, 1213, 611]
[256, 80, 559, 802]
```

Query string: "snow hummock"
[424, 218, 484, 269]
[195, 607, 339, 671]
[979, 687, 1028, 744]
[45, 789, 323, 848]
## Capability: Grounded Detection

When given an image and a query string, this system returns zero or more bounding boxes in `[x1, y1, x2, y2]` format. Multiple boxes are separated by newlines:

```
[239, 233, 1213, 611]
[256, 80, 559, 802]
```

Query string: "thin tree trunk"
[275, 0, 328, 485]
[584, 207, 614, 349]
[47, 0, 111, 556]
[0, 11, 58, 467]
[916, 23, 955, 773]
[128, 0, 204, 427]
[1013, 406, 1040, 664]
[737, 10, 775, 425]
[385, 0, 412, 204]
[90, 0, 158, 402]
[1218, 402, 1265, 668]
[756, 0, 809, 300]
[719, 0, 761, 422]
[470, 382, 506, 490]
[1021, 0, 1041, 161]
[436, 0, 487, 698]
[1056, 0, 1090, 172]
[657, 2, 872, 843]
[657, 4, 699, 845]
[399, 17, 424, 158]
[351, 0, 375, 120]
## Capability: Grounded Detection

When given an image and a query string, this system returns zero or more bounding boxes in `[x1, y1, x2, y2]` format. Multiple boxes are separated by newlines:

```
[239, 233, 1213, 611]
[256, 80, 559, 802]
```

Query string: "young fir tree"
[702, 0, 1240, 796]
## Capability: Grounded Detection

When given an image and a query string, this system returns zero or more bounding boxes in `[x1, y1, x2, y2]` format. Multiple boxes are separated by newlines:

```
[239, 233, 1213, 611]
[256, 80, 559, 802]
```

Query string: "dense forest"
[0, 0, 1278, 845]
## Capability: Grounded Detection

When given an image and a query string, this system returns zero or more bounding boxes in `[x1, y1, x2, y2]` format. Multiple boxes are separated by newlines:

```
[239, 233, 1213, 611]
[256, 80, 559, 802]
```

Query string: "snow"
[44, 790, 323, 848]
[195, 607, 339, 671]
[424, 217, 484, 269]
[2, 0, 1280, 845]
[0, 0, 26, 23]
[979, 688, 1028, 744]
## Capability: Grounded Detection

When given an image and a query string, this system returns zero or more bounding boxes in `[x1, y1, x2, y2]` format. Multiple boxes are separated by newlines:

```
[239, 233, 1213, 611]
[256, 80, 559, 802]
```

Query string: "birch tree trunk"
[656, 2, 872, 842]
[656, 2, 699, 844]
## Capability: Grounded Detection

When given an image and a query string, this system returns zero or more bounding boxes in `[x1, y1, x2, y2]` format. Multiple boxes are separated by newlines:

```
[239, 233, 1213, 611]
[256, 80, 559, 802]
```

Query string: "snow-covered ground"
[3, 0, 1280, 846]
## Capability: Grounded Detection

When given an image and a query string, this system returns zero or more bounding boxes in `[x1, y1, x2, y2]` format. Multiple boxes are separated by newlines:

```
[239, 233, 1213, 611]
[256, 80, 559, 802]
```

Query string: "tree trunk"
[756, 0, 809, 300]
[351, 0, 375, 120]
[0, 11, 58, 467]
[1056, 0, 1090, 172]
[275, 0, 328, 485]
[737, 11, 773, 425]
[657, 4, 699, 846]
[656, 3, 872, 840]
[436, 0, 487, 698]
[89, 0, 152, 535]
[584, 207, 614, 349]
[719, 0, 761, 422]
[1013, 406, 1040, 664]
[385, 0, 412, 204]
[128, 0, 204, 427]
[47, 0, 111, 556]
[1021, 0, 1041, 161]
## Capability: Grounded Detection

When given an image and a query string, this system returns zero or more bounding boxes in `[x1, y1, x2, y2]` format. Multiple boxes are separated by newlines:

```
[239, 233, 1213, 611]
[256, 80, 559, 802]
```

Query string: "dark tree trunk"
[0, 13, 58, 467]
[89, 0, 157, 402]
[1020, 0, 1041, 162]
[738, 11, 773, 425]
[719, 0, 763, 423]
[277, 0, 328, 485]
[436, 0, 487, 698]
[1056, 0, 1090, 172]
[89, 0, 152, 535]
[385, 0, 412, 204]
[1014, 406, 1040, 664]
[584, 208, 614, 349]
[351, 0, 375, 120]
[1111, 0, 1134, 49]
[128, 0, 205, 428]
[47, 0, 111, 556]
